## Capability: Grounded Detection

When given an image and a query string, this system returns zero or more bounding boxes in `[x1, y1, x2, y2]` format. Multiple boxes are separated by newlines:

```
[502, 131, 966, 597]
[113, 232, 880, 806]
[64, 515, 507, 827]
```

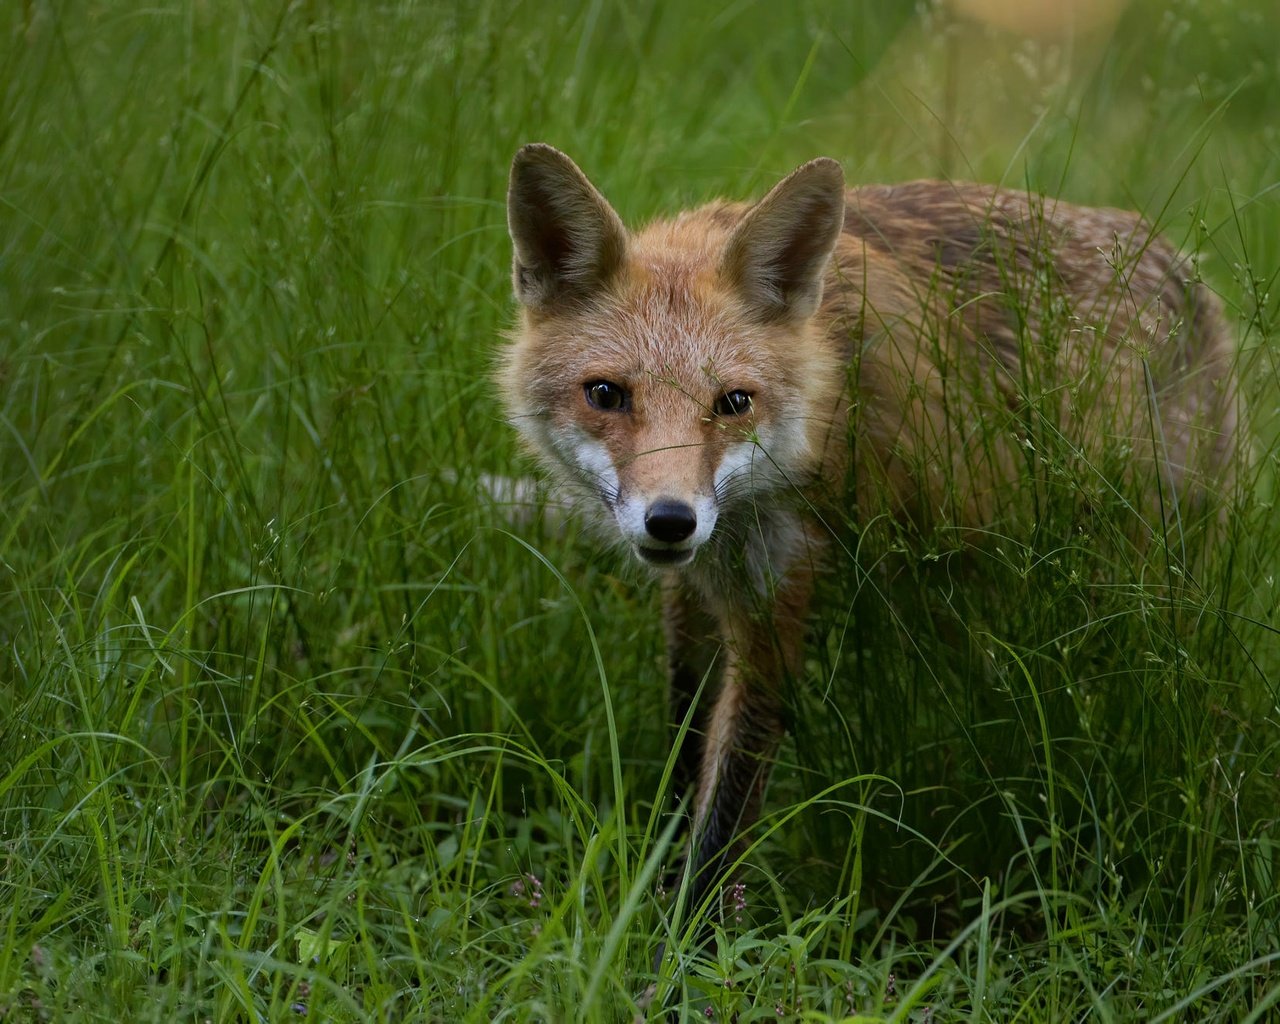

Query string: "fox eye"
[585, 380, 629, 411]
[713, 389, 753, 417]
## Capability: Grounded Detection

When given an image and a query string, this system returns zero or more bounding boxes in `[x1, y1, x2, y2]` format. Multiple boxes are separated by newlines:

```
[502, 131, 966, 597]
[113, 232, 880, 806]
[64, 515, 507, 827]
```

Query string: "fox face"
[502, 145, 847, 572]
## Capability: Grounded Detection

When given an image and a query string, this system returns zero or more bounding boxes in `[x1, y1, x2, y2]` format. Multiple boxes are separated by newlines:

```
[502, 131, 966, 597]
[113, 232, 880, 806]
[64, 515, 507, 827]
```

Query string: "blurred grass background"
[2, 0, 1278, 1019]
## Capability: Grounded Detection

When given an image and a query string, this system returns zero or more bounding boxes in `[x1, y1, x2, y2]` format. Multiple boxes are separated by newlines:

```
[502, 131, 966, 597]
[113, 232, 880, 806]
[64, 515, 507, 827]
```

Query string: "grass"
[2, 0, 1278, 1019]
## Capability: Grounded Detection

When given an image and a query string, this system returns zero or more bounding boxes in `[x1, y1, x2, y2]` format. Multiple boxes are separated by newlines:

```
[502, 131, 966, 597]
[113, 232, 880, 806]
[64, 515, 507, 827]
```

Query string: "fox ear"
[721, 158, 845, 322]
[507, 144, 628, 310]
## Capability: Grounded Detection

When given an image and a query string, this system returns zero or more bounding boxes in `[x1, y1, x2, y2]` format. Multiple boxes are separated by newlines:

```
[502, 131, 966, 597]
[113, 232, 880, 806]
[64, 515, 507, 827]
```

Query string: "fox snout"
[546, 415, 731, 569]
[633, 498, 702, 567]
[618, 491, 718, 568]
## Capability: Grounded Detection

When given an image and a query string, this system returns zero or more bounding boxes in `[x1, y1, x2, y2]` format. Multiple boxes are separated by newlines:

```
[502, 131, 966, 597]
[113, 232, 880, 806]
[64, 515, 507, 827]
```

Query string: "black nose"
[644, 499, 697, 543]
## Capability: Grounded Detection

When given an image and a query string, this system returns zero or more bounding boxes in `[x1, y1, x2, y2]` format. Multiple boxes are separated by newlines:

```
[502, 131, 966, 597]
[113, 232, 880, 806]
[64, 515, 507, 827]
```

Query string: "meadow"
[2, 1, 1279, 1019]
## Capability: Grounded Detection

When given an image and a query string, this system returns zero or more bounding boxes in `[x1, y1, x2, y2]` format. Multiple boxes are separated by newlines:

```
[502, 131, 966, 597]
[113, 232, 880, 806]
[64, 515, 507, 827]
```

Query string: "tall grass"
[1, 1, 1277, 1019]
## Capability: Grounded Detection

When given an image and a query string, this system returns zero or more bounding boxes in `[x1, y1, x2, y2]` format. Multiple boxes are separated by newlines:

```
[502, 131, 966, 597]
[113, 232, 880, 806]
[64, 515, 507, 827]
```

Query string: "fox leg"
[684, 646, 784, 916]
[661, 579, 722, 795]
[647, 600, 785, 1002]
[684, 571, 811, 919]
[646, 582, 728, 994]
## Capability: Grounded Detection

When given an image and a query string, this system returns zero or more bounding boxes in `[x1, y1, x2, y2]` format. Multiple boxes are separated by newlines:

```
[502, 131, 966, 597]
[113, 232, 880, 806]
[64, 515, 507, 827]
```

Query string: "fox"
[499, 143, 1241, 924]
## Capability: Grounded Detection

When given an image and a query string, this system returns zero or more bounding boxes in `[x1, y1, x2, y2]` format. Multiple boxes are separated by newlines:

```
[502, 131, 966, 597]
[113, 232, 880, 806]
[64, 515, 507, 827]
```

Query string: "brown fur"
[502, 144, 1242, 924]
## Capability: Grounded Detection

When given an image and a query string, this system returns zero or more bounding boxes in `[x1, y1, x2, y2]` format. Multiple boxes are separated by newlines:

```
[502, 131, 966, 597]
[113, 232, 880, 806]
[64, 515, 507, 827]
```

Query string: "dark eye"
[713, 389, 753, 417]
[585, 380, 628, 411]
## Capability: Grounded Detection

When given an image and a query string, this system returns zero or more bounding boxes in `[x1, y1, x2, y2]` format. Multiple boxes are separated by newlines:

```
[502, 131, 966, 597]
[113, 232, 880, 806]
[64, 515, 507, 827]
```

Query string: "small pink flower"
[512, 872, 545, 909]
[525, 873, 544, 909]
[728, 881, 747, 922]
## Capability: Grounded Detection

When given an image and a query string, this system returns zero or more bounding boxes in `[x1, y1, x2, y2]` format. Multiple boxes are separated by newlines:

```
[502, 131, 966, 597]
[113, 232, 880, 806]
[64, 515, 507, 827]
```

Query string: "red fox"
[500, 144, 1241, 918]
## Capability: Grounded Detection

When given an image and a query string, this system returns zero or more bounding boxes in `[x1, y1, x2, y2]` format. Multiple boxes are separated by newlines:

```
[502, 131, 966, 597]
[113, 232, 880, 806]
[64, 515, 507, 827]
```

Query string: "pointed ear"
[720, 158, 845, 322]
[507, 144, 628, 311]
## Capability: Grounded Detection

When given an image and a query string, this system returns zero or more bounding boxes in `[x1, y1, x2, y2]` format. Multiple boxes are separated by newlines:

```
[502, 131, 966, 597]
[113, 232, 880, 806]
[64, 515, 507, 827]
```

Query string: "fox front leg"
[661, 579, 723, 796]
[682, 572, 809, 921]
[684, 651, 785, 918]
[645, 623, 786, 1011]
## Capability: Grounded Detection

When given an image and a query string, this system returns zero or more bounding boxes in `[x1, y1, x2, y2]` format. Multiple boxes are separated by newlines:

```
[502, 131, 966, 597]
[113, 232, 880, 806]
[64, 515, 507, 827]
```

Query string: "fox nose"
[644, 499, 697, 543]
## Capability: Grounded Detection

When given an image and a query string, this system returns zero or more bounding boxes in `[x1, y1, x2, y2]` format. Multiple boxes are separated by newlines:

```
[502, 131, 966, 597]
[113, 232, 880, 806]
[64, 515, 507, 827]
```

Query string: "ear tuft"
[507, 144, 628, 310]
[720, 158, 846, 322]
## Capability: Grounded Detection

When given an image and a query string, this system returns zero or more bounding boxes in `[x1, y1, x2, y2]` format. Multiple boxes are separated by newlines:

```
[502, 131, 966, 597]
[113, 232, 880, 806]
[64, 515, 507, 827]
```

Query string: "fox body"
[501, 144, 1240, 915]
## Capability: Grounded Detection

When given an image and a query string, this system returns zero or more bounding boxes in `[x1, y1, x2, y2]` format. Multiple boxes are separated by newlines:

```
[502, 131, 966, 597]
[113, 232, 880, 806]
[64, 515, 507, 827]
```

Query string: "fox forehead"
[520, 257, 795, 399]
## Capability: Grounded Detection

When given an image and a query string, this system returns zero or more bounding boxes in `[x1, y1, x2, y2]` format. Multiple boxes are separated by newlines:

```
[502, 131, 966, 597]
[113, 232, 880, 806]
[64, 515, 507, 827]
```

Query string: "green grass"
[2, 0, 1279, 1019]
